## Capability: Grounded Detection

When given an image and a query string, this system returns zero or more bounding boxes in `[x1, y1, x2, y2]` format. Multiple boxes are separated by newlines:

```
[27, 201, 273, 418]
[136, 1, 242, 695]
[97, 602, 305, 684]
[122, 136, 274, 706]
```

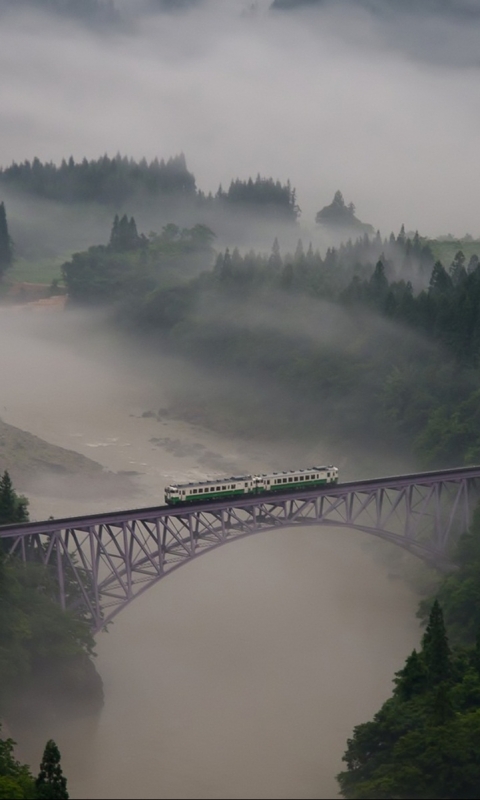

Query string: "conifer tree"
[0, 201, 13, 279]
[0, 471, 29, 526]
[35, 740, 69, 800]
[422, 599, 451, 686]
[394, 649, 427, 701]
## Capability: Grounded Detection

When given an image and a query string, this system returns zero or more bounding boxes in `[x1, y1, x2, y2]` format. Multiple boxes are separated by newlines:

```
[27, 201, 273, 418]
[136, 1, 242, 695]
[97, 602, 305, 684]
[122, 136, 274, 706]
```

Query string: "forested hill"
[0, 155, 196, 206]
[0, 155, 300, 221]
[58, 215, 480, 469]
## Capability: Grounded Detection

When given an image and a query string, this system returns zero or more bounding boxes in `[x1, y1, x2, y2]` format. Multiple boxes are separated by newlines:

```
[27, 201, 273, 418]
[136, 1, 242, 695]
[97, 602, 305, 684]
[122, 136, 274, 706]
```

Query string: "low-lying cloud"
[1, 1, 479, 241]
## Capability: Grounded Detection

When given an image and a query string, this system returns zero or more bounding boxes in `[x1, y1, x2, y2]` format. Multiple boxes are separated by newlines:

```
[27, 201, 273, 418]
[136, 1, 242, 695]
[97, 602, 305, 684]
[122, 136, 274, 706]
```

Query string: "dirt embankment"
[0, 417, 135, 505]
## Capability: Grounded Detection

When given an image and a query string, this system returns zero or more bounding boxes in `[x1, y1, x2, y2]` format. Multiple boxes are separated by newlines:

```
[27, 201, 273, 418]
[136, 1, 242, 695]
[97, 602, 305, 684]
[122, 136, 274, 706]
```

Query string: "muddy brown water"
[0, 311, 420, 799]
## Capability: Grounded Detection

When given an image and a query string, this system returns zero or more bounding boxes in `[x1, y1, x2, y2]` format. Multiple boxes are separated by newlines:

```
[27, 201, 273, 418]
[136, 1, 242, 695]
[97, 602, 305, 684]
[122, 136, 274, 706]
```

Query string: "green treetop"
[0, 201, 13, 280]
[337, 600, 480, 799]
[0, 471, 29, 528]
[35, 741, 68, 800]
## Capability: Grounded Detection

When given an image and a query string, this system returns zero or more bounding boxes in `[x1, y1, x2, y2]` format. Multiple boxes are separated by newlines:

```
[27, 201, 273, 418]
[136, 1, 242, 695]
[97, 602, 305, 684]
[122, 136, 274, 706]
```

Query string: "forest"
[52, 209, 480, 470]
[0, 472, 91, 799]
[0, 155, 299, 224]
[2, 151, 480, 796]
[337, 508, 480, 799]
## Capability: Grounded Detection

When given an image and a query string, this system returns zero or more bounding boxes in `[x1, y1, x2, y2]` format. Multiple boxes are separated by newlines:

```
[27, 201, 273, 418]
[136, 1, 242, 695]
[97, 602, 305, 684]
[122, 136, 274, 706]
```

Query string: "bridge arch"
[1, 466, 480, 633]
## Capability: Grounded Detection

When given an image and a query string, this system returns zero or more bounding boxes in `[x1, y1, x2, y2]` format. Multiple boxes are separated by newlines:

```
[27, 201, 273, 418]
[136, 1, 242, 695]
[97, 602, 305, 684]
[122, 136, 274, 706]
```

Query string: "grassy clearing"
[426, 238, 480, 267]
[6, 255, 67, 285]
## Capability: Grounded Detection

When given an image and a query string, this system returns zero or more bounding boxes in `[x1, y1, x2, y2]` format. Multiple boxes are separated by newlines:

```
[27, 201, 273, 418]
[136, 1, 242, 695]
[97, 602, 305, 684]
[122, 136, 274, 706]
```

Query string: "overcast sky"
[0, 0, 479, 236]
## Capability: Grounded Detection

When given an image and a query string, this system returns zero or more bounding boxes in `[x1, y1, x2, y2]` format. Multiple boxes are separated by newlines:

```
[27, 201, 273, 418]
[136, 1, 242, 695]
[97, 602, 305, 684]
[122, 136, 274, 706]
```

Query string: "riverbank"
[0, 308, 423, 799]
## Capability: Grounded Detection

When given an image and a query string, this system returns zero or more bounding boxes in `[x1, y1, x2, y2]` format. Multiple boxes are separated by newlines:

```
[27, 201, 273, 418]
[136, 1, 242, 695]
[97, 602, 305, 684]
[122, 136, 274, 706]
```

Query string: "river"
[0, 309, 420, 799]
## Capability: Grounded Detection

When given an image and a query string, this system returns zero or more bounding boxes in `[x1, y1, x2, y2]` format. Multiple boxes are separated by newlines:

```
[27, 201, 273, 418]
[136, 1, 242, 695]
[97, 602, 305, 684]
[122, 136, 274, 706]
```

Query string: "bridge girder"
[1, 469, 479, 633]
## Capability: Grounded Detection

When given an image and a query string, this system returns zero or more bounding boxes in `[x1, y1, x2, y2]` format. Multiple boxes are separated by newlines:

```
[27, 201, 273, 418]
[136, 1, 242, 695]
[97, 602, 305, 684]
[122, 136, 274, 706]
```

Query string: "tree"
[422, 599, 451, 686]
[0, 725, 36, 799]
[429, 260, 452, 295]
[109, 214, 142, 252]
[0, 471, 29, 527]
[418, 504, 480, 646]
[35, 741, 68, 800]
[315, 191, 374, 234]
[368, 260, 389, 305]
[337, 602, 480, 799]
[0, 201, 13, 279]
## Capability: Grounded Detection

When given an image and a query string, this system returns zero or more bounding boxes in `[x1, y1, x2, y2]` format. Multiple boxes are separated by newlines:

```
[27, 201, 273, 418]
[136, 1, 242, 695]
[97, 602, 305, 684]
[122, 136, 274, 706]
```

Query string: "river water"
[0, 310, 420, 799]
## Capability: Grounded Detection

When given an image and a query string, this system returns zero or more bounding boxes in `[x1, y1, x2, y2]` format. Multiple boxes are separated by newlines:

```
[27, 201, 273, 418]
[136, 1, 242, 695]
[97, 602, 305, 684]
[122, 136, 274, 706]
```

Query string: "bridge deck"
[2, 465, 480, 537]
[2, 465, 480, 632]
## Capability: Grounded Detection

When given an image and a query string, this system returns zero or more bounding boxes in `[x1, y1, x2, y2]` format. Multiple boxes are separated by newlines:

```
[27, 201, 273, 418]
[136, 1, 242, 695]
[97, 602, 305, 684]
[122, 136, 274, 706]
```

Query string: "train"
[164, 465, 339, 505]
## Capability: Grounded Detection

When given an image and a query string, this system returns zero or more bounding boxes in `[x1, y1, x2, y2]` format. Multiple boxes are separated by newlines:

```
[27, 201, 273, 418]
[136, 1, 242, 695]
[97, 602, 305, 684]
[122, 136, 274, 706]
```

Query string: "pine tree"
[394, 649, 427, 701]
[109, 214, 141, 251]
[35, 740, 69, 800]
[422, 600, 451, 686]
[429, 261, 453, 295]
[0, 201, 13, 279]
[0, 471, 29, 526]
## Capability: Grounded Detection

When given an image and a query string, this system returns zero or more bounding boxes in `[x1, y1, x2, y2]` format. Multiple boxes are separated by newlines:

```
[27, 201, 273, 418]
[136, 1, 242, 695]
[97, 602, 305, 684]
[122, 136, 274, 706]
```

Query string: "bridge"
[1, 466, 480, 634]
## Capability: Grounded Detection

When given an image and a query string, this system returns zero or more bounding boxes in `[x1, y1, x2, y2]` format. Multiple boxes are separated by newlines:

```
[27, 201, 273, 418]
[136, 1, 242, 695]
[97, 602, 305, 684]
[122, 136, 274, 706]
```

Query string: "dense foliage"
[0, 728, 68, 800]
[418, 505, 480, 648]
[337, 505, 480, 799]
[337, 603, 480, 799]
[315, 190, 374, 234]
[0, 473, 97, 717]
[0, 203, 13, 281]
[0, 155, 301, 225]
[216, 175, 300, 221]
[0, 155, 196, 207]
[61, 218, 215, 305]
[0, 472, 28, 527]
[35, 741, 68, 800]
[60, 219, 480, 467]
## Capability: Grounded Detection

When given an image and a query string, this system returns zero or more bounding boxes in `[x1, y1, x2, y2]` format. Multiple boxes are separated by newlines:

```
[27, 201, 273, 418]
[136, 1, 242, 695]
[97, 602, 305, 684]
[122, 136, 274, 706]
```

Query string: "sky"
[0, 0, 479, 236]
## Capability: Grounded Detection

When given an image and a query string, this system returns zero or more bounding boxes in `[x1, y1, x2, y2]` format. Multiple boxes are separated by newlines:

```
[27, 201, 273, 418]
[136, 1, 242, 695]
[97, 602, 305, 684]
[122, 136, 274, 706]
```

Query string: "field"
[7, 255, 67, 285]
[426, 237, 480, 267]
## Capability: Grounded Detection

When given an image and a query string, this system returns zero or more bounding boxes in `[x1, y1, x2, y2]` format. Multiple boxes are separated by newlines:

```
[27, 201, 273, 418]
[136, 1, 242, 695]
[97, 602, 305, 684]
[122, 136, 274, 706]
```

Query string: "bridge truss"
[1, 467, 480, 633]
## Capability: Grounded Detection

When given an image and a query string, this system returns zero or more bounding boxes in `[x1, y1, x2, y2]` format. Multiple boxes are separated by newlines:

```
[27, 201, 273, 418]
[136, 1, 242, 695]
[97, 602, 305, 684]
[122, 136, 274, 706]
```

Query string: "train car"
[253, 465, 338, 493]
[164, 475, 254, 505]
[164, 465, 338, 505]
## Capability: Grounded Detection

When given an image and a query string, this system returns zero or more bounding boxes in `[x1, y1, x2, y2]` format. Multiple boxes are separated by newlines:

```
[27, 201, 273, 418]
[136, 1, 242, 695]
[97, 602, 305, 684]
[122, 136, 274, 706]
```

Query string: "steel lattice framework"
[1, 466, 480, 633]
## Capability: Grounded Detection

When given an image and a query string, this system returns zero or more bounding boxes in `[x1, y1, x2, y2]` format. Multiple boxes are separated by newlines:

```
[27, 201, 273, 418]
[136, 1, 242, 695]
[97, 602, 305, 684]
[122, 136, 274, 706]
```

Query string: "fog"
[0, 0, 480, 237]
[0, 309, 422, 798]
[0, 1, 466, 797]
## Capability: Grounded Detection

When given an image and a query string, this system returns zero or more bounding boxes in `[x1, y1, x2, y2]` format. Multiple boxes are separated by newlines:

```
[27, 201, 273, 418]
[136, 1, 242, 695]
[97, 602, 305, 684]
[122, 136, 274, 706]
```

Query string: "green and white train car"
[164, 466, 338, 505]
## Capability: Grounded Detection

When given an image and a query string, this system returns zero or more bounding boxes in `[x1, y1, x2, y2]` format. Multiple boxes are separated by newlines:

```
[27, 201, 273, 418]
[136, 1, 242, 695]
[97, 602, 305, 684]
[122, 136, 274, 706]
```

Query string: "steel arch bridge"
[1, 466, 480, 634]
